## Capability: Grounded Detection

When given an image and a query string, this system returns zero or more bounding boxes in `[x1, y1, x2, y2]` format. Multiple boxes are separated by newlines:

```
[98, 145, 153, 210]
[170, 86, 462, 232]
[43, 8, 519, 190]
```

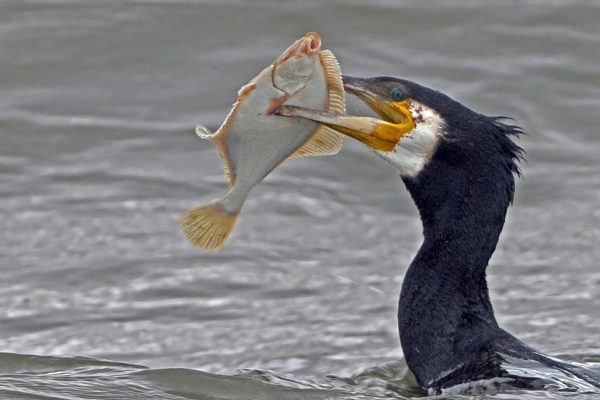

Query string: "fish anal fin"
[180, 202, 239, 251]
[192, 125, 236, 187]
[287, 125, 343, 160]
[209, 134, 235, 187]
[203, 97, 241, 188]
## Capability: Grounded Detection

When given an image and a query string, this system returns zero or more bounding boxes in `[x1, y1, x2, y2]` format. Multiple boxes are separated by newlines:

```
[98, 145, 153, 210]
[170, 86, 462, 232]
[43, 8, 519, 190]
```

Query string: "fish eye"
[391, 87, 405, 101]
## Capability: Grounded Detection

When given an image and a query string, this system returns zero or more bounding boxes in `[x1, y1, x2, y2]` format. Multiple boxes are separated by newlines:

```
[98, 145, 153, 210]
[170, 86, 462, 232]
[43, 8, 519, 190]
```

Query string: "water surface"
[1, 0, 599, 398]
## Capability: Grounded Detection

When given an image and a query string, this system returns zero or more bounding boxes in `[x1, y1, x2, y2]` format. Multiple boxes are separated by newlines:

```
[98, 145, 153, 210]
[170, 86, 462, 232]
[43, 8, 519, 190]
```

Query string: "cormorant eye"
[391, 88, 405, 101]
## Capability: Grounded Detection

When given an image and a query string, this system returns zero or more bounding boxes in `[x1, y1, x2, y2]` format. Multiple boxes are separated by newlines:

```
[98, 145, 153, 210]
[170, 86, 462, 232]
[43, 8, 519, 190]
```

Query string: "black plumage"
[378, 77, 600, 393]
[276, 76, 600, 394]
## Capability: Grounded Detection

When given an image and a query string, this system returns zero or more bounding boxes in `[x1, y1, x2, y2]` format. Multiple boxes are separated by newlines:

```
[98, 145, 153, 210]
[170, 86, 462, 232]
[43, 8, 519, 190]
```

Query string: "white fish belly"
[223, 60, 328, 198]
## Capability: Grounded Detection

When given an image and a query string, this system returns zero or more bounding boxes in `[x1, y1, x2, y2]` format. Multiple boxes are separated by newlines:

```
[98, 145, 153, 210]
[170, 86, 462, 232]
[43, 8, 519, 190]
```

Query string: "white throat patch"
[375, 100, 445, 178]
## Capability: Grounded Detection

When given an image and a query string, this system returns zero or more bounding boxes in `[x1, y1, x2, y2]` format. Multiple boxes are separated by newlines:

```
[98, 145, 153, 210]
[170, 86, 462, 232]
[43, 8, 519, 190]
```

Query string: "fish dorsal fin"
[320, 49, 346, 115]
[288, 49, 345, 160]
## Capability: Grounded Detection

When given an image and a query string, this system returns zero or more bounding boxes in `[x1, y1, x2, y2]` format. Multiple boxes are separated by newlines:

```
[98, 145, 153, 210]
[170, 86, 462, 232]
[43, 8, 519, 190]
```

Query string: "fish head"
[272, 32, 322, 95]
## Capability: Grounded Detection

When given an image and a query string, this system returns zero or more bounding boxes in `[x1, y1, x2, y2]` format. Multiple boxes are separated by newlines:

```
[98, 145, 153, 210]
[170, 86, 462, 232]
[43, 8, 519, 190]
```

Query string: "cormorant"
[276, 76, 600, 395]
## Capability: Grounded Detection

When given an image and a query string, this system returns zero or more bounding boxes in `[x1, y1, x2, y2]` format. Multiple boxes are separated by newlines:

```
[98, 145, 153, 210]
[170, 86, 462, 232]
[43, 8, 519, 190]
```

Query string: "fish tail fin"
[179, 201, 239, 251]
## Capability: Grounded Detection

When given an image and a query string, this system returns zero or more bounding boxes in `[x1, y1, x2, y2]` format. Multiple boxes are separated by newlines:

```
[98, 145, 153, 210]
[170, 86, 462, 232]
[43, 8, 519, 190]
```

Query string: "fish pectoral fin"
[196, 125, 215, 139]
[180, 201, 239, 251]
[288, 125, 344, 160]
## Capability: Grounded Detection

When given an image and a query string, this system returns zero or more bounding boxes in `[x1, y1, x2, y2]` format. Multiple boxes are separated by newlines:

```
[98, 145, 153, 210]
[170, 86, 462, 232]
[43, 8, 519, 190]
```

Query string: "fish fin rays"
[180, 202, 239, 251]
[287, 126, 343, 159]
[288, 49, 345, 160]
[320, 49, 346, 115]
[195, 125, 215, 139]
[214, 136, 236, 187]
[197, 97, 242, 187]
[196, 126, 236, 187]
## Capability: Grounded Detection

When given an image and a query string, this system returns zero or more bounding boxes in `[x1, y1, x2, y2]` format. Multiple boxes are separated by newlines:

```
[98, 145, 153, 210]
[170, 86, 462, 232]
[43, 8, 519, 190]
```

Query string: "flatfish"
[181, 32, 345, 250]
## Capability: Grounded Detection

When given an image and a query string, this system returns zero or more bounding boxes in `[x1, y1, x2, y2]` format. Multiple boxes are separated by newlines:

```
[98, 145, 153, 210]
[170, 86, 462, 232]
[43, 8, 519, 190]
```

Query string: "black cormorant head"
[337, 76, 525, 223]
[340, 75, 524, 182]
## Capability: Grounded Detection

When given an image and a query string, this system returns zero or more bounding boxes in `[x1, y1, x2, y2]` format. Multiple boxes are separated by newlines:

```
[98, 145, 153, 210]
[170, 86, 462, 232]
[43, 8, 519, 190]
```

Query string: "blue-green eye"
[391, 88, 405, 101]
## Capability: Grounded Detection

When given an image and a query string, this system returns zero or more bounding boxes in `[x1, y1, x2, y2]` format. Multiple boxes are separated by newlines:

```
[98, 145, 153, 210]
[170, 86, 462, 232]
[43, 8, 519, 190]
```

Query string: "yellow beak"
[276, 76, 414, 151]
[343, 76, 412, 125]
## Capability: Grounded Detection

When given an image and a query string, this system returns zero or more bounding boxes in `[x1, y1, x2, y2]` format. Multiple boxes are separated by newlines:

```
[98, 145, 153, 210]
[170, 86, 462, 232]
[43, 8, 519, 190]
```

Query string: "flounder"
[181, 32, 345, 251]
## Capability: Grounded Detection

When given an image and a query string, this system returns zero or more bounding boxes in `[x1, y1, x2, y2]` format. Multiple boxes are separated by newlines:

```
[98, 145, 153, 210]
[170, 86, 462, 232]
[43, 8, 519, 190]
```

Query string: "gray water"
[1, 1, 599, 399]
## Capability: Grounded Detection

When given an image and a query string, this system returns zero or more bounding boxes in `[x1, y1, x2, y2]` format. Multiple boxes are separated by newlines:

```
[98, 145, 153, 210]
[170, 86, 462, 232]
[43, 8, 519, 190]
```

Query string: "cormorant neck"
[411, 172, 510, 279]
[397, 145, 517, 389]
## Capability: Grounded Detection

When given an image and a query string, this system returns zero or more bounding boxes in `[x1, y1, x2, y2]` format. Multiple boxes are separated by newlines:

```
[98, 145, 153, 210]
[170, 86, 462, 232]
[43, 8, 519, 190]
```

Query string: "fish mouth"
[301, 32, 321, 54]
[277, 32, 321, 64]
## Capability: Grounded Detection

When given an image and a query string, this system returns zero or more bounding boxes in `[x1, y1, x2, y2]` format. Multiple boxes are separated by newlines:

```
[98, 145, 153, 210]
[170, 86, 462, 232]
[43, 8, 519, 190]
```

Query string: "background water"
[1, 0, 599, 399]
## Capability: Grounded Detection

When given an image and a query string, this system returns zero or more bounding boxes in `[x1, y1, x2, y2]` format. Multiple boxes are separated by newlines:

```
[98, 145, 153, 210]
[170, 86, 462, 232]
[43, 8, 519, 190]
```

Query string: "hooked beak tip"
[341, 75, 365, 93]
[341, 76, 413, 127]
